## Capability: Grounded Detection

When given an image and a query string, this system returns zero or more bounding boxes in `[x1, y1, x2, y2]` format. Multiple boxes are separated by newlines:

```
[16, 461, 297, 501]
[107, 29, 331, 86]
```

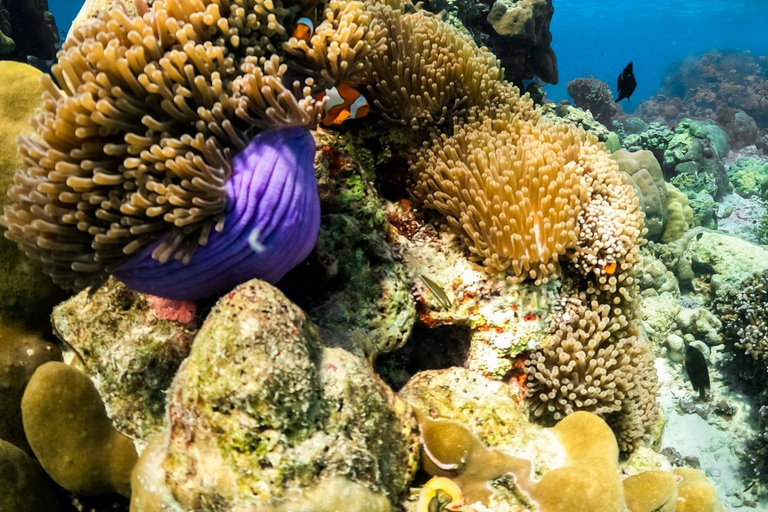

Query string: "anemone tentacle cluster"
[1, 0, 325, 292]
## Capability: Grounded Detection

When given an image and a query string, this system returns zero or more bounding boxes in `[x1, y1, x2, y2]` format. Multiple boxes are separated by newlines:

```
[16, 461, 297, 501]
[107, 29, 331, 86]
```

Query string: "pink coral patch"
[146, 295, 197, 324]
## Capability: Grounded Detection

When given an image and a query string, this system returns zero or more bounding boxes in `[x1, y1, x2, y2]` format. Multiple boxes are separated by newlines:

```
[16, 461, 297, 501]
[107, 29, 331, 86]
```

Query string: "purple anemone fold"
[113, 127, 320, 300]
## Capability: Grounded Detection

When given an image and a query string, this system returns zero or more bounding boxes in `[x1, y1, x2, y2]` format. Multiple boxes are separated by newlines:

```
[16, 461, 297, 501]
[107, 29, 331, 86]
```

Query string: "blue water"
[545, 1, 768, 111]
[48, 0, 768, 112]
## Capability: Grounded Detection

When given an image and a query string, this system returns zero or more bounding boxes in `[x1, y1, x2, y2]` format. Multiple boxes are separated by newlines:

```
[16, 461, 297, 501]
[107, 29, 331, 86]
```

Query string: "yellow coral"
[661, 183, 695, 243]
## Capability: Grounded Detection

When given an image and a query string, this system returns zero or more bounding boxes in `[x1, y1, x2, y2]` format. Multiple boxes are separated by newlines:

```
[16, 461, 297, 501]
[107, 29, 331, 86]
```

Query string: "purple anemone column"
[113, 127, 321, 300]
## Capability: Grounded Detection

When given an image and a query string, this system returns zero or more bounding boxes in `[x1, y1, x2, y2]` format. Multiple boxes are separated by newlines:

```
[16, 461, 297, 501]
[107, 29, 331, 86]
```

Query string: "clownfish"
[316, 83, 370, 126]
[604, 261, 617, 275]
[292, 17, 314, 42]
[523, 313, 538, 322]
[417, 477, 464, 512]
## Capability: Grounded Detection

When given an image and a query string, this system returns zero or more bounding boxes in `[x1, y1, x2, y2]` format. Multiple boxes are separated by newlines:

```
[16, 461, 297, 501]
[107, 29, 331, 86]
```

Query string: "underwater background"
[2, 0, 768, 511]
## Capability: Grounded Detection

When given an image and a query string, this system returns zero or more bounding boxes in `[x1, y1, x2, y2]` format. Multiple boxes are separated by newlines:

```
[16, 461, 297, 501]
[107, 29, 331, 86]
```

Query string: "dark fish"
[419, 274, 452, 309]
[616, 61, 637, 102]
[684, 344, 710, 401]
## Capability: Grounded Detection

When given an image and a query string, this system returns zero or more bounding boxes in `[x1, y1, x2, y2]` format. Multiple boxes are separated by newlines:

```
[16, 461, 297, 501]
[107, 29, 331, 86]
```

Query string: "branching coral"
[1, 0, 324, 290]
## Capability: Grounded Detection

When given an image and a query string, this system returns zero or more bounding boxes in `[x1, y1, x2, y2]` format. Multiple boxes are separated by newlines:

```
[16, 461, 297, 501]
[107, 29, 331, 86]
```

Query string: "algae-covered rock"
[0, 323, 61, 454]
[0, 61, 66, 328]
[540, 103, 610, 141]
[663, 119, 730, 199]
[674, 229, 768, 299]
[0, 438, 68, 512]
[727, 156, 768, 198]
[133, 279, 419, 511]
[51, 277, 197, 440]
[612, 149, 668, 240]
[21, 361, 138, 497]
[282, 132, 415, 360]
[661, 184, 695, 243]
[400, 368, 558, 460]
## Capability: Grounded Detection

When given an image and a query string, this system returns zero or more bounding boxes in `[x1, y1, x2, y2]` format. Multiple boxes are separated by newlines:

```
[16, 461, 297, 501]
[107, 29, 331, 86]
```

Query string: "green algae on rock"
[0, 438, 68, 512]
[281, 132, 416, 360]
[0, 322, 62, 454]
[51, 277, 197, 441]
[132, 279, 419, 511]
[21, 361, 138, 497]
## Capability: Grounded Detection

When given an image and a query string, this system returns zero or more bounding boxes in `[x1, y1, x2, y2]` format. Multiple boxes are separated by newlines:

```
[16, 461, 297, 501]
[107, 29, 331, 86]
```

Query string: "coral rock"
[133, 279, 419, 511]
[21, 361, 138, 497]
[51, 277, 197, 440]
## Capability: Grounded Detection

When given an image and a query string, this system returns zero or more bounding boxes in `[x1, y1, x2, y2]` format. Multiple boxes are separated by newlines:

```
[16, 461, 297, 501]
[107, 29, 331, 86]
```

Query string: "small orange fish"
[523, 313, 537, 322]
[292, 17, 314, 42]
[604, 261, 617, 275]
[316, 83, 370, 126]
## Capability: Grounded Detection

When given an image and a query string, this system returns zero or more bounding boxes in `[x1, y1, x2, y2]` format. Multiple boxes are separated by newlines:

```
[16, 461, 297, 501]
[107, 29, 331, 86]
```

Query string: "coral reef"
[636, 50, 768, 130]
[423, 0, 558, 84]
[0, 0, 690, 507]
[566, 77, 619, 125]
[21, 361, 138, 497]
[131, 279, 419, 510]
[51, 277, 197, 440]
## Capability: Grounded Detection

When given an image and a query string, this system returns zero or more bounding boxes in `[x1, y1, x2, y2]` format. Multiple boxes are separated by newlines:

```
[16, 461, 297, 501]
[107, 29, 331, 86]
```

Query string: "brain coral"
[0, 0, 324, 297]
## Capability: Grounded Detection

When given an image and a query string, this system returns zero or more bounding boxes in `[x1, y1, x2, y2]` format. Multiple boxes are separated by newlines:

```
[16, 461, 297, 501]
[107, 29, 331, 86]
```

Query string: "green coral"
[662, 119, 730, 199]
[21, 362, 138, 497]
[539, 103, 611, 141]
[727, 157, 768, 198]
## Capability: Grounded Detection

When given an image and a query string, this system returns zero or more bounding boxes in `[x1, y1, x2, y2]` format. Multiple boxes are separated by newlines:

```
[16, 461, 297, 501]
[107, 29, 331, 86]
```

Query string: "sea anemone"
[0, 0, 324, 299]
[112, 127, 320, 299]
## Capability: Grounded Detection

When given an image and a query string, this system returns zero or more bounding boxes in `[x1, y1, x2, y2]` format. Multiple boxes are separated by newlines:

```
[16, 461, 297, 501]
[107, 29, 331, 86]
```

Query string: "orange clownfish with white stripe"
[292, 16, 314, 42]
[316, 83, 371, 126]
